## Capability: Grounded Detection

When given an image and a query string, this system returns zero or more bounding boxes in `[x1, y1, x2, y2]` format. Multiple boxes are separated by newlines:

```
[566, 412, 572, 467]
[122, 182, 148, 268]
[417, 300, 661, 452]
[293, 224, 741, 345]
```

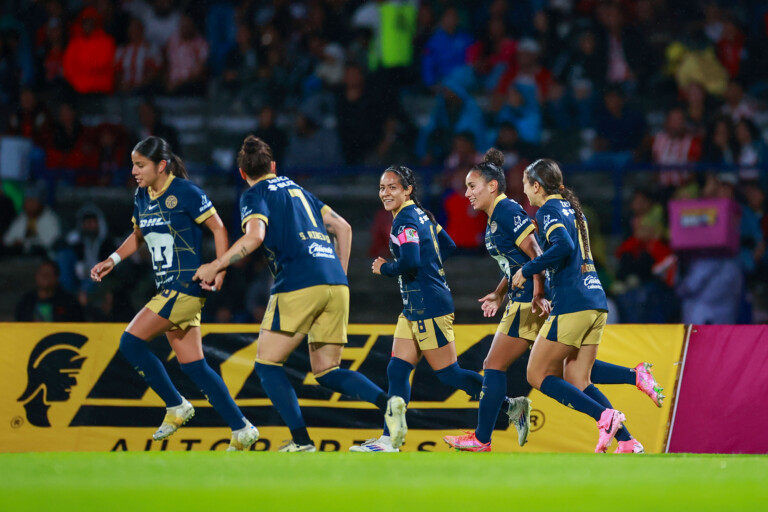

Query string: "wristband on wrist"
[109, 253, 122, 266]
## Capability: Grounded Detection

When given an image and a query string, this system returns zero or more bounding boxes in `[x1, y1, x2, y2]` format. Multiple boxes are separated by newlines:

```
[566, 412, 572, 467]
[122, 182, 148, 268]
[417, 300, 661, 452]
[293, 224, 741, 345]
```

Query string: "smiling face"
[131, 151, 165, 189]
[465, 169, 496, 214]
[379, 171, 412, 213]
[522, 173, 544, 207]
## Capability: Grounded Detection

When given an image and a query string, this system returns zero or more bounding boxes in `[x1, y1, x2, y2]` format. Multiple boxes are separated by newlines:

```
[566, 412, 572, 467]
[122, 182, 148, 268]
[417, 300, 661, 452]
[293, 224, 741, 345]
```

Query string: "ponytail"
[472, 147, 506, 193]
[525, 158, 591, 259]
[167, 153, 188, 179]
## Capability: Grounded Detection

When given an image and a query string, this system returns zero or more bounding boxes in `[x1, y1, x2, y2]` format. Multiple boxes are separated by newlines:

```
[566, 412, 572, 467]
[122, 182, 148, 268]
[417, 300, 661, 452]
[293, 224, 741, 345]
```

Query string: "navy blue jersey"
[484, 194, 536, 303]
[132, 174, 216, 297]
[384, 201, 454, 320]
[239, 173, 348, 293]
[525, 195, 607, 314]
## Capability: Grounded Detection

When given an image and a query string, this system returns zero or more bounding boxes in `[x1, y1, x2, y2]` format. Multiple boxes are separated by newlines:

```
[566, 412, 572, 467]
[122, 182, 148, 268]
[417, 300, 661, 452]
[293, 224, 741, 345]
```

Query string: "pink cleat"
[595, 409, 625, 453]
[443, 431, 491, 452]
[635, 362, 665, 408]
[615, 439, 645, 454]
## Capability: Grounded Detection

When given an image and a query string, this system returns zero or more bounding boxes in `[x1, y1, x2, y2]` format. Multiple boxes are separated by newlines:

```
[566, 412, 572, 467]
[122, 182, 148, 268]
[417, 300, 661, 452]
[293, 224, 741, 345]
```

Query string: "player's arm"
[436, 225, 457, 260]
[90, 226, 144, 282]
[513, 224, 574, 288]
[194, 217, 265, 285]
[323, 207, 352, 274]
[199, 213, 229, 291]
[478, 276, 508, 318]
[374, 226, 420, 277]
[518, 233, 551, 316]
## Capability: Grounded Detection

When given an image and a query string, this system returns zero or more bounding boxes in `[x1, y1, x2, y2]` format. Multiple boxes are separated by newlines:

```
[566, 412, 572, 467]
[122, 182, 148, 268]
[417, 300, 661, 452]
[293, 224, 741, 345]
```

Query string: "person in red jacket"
[62, 7, 115, 94]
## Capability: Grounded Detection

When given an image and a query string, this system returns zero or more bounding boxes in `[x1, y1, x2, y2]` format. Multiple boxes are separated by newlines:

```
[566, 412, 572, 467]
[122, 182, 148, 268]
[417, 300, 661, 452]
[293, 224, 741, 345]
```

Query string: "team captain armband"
[398, 227, 420, 244]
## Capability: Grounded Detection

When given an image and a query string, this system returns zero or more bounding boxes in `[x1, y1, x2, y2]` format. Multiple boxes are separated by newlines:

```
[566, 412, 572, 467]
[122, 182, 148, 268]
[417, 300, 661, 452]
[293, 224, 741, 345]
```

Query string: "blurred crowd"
[1, 0, 768, 325]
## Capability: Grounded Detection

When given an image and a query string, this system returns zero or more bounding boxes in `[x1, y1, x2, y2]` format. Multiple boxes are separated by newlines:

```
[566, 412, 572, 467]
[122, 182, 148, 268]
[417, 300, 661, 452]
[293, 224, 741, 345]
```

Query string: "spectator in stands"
[250, 106, 287, 167]
[421, 6, 473, 89]
[164, 13, 208, 95]
[551, 28, 605, 129]
[62, 7, 115, 94]
[592, 87, 646, 164]
[3, 185, 60, 258]
[417, 78, 486, 165]
[0, 179, 17, 246]
[114, 18, 162, 94]
[440, 133, 485, 252]
[336, 63, 385, 165]
[15, 259, 84, 322]
[365, 114, 415, 167]
[721, 79, 758, 122]
[494, 38, 554, 104]
[734, 118, 767, 182]
[45, 101, 98, 173]
[7, 88, 53, 147]
[450, 16, 515, 94]
[38, 17, 66, 90]
[642, 107, 702, 196]
[57, 203, 114, 296]
[94, 122, 129, 186]
[220, 23, 258, 97]
[135, 100, 179, 150]
[124, 0, 181, 50]
[595, 1, 642, 92]
[283, 107, 343, 169]
[494, 81, 542, 145]
[716, 16, 746, 79]
[681, 82, 712, 138]
[701, 116, 736, 165]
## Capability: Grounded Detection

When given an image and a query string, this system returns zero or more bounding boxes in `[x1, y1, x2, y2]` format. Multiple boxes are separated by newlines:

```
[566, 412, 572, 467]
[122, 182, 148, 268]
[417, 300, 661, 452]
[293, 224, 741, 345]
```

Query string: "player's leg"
[168, 326, 258, 451]
[591, 360, 665, 407]
[254, 328, 311, 451]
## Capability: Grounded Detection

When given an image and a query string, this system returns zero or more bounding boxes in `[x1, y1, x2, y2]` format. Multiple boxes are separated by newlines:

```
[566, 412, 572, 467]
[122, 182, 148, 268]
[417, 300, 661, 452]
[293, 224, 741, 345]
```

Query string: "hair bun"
[482, 148, 504, 168]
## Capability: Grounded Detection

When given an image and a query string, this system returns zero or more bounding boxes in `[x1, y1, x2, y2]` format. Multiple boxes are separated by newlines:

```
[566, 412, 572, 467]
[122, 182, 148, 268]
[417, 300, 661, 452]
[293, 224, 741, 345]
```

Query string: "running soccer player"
[512, 158, 643, 453]
[193, 136, 407, 452]
[349, 165, 505, 453]
[444, 149, 662, 452]
[90, 136, 259, 451]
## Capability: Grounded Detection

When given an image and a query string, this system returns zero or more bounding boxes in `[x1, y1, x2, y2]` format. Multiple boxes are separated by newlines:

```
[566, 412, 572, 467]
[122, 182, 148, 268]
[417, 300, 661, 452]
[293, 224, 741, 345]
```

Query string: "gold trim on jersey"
[320, 205, 332, 217]
[254, 173, 277, 184]
[241, 213, 269, 232]
[544, 194, 564, 201]
[392, 200, 415, 218]
[194, 207, 217, 225]
[546, 223, 566, 242]
[515, 223, 535, 247]
[436, 224, 443, 233]
[487, 193, 507, 222]
[148, 173, 175, 200]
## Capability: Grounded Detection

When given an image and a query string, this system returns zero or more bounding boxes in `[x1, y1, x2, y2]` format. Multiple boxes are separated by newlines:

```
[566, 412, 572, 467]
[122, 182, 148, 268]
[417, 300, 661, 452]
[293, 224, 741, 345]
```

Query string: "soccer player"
[90, 136, 259, 451]
[349, 165, 498, 453]
[512, 158, 643, 453]
[193, 136, 407, 452]
[444, 149, 663, 452]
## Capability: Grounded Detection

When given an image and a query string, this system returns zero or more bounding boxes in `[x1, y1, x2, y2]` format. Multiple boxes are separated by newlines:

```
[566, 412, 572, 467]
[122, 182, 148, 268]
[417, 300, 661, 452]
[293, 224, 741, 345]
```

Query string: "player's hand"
[532, 295, 551, 317]
[371, 257, 387, 275]
[478, 292, 503, 317]
[511, 268, 527, 289]
[193, 262, 220, 290]
[90, 259, 115, 282]
[199, 269, 225, 292]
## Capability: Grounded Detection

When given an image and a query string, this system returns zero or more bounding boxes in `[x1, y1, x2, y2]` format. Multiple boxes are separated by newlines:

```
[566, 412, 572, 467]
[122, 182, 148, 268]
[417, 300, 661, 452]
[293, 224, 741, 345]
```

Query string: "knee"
[435, 362, 459, 385]
[526, 366, 544, 390]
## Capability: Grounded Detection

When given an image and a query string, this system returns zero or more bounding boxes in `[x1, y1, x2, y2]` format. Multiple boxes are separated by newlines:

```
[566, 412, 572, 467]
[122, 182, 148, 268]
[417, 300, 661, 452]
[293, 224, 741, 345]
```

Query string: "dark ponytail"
[524, 158, 591, 258]
[384, 165, 437, 224]
[238, 135, 274, 179]
[133, 136, 188, 179]
[472, 147, 506, 193]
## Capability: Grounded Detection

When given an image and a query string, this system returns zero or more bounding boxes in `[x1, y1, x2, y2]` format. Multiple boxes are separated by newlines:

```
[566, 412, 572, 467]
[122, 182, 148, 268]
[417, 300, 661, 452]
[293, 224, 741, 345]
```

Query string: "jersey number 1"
[289, 189, 318, 227]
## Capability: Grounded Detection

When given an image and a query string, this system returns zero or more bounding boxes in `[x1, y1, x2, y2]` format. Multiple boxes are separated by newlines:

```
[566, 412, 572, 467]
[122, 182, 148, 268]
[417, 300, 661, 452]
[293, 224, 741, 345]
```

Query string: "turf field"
[1, 452, 766, 511]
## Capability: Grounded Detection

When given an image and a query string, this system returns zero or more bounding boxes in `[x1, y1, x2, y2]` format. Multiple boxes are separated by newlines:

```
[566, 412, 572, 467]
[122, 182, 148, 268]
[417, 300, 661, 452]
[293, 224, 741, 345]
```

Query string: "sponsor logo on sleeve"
[240, 206, 252, 220]
[199, 195, 212, 212]
[583, 275, 603, 290]
[542, 214, 555, 229]
[513, 215, 523, 231]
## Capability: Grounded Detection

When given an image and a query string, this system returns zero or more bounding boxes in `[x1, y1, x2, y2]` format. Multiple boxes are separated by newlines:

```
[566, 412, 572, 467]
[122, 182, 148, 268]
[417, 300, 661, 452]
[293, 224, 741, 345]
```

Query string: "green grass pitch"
[1, 452, 767, 511]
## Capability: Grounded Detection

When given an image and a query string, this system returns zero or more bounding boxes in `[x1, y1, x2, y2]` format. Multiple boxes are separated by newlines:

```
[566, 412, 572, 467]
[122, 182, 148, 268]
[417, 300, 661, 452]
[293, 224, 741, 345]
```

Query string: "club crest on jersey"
[165, 195, 178, 209]
[490, 221, 498, 233]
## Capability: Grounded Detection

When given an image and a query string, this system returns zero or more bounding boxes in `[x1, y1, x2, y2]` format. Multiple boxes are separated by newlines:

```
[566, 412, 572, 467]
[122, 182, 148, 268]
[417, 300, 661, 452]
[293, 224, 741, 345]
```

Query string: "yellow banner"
[0, 323, 684, 453]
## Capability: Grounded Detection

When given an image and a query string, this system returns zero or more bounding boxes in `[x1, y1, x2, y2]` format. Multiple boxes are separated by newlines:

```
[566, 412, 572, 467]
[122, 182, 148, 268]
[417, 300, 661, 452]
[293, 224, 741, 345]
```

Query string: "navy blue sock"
[540, 375, 604, 421]
[591, 360, 636, 385]
[583, 384, 632, 441]
[180, 359, 246, 430]
[255, 361, 309, 443]
[119, 331, 181, 407]
[315, 368, 389, 410]
[434, 362, 483, 399]
[475, 369, 506, 444]
[382, 357, 414, 437]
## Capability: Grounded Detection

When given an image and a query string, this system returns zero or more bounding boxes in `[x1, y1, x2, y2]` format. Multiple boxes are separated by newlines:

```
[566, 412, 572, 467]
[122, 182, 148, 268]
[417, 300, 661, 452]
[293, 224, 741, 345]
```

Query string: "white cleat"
[506, 396, 532, 447]
[278, 440, 317, 452]
[349, 436, 399, 452]
[153, 398, 194, 441]
[384, 396, 408, 449]
[226, 421, 260, 451]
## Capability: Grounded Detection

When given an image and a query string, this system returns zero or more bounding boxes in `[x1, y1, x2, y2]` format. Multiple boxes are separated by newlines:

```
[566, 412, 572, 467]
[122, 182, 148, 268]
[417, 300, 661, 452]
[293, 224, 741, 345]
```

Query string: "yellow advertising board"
[0, 323, 684, 453]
